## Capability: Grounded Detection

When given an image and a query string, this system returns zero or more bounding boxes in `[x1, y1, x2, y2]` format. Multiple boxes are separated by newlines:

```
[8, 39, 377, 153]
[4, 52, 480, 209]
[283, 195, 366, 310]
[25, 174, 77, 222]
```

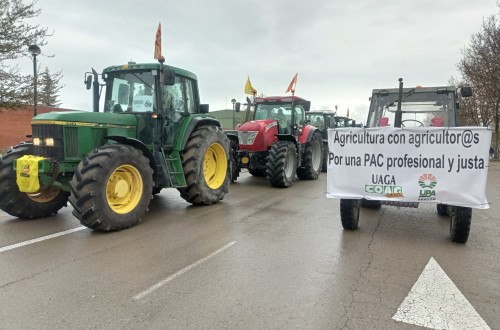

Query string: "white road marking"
[134, 241, 236, 300]
[0, 226, 86, 253]
[393, 257, 491, 329]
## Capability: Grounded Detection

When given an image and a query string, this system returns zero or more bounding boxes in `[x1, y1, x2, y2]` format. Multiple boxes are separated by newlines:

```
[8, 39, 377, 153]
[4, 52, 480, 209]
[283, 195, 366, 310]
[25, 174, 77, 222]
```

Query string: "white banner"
[326, 127, 491, 209]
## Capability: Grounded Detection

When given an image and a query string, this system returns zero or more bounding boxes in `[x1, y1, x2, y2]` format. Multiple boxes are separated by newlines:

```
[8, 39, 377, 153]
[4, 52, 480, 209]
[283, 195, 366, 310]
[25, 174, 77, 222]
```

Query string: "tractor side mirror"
[460, 86, 473, 98]
[200, 104, 209, 113]
[164, 70, 176, 86]
[85, 75, 92, 90]
[235, 102, 241, 112]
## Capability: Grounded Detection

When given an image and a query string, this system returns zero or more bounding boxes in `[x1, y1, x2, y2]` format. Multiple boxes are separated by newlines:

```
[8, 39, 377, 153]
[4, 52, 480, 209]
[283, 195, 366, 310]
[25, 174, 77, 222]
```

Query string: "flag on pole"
[286, 73, 298, 93]
[154, 23, 162, 60]
[245, 76, 257, 95]
[347, 107, 350, 118]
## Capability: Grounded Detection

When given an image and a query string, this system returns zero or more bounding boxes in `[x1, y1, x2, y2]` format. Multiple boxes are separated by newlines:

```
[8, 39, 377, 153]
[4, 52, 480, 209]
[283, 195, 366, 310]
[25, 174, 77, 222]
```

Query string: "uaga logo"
[418, 173, 437, 201]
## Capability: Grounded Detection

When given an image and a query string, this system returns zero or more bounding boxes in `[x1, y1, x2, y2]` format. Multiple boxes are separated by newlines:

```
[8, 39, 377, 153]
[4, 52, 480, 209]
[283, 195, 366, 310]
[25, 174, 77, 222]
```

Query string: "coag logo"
[418, 173, 437, 200]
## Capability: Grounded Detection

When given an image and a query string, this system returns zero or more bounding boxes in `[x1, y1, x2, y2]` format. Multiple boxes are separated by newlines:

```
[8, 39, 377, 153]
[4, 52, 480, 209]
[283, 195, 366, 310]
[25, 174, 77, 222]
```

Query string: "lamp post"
[28, 44, 41, 117]
[231, 98, 236, 130]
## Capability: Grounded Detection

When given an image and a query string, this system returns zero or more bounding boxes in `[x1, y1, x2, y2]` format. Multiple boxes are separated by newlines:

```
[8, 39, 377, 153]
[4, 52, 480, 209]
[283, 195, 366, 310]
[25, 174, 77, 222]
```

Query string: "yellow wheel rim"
[106, 164, 143, 214]
[27, 186, 60, 203]
[203, 143, 227, 189]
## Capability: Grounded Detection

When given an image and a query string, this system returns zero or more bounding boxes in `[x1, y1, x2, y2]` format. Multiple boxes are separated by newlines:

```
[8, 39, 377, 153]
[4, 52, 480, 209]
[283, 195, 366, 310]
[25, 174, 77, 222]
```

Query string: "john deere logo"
[418, 173, 437, 201]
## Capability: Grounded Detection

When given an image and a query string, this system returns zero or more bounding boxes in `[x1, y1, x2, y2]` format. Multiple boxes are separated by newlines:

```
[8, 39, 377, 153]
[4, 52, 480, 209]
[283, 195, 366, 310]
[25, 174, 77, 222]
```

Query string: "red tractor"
[227, 96, 322, 187]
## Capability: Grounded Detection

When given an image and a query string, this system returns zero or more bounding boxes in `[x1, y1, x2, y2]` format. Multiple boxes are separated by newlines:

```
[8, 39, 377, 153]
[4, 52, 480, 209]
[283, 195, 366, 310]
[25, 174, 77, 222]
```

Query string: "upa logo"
[418, 173, 437, 201]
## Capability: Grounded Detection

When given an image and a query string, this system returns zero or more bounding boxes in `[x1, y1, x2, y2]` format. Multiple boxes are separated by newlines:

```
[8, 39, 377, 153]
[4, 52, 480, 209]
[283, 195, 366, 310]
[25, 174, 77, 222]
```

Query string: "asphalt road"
[0, 162, 499, 329]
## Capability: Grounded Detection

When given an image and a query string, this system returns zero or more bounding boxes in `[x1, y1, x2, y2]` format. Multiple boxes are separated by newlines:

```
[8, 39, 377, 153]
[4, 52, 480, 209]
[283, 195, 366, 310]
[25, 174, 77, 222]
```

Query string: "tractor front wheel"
[266, 141, 297, 188]
[297, 131, 322, 180]
[69, 144, 153, 231]
[178, 126, 229, 204]
[321, 146, 328, 173]
[340, 199, 360, 230]
[0, 143, 69, 219]
[449, 206, 472, 244]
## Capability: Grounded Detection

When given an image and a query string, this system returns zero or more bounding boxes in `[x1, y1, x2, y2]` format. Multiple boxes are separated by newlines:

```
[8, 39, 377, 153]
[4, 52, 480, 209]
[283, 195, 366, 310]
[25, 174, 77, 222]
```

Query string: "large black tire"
[266, 141, 297, 188]
[69, 144, 153, 231]
[0, 143, 69, 219]
[321, 146, 328, 173]
[340, 199, 360, 230]
[229, 140, 240, 183]
[297, 132, 322, 180]
[450, 206, 472, 244]
[361, 199, 382, 209]
[178, 126, 229, 205]
[437, 203, 448, 216]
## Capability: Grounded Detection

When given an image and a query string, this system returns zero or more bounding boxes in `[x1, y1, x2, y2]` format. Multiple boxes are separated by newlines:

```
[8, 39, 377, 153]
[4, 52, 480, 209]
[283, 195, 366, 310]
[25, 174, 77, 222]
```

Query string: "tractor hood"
[238, 119, 278, 151]
[32, 111, 137, 127]
[239, 119, 277, 132]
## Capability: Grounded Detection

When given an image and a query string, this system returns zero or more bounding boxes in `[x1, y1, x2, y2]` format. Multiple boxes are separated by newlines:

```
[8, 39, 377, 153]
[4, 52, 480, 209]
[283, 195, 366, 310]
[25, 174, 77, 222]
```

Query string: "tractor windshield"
[367, 88, 455, 128]
[254, 103, 305, 127]
[104, 70, 157, 113]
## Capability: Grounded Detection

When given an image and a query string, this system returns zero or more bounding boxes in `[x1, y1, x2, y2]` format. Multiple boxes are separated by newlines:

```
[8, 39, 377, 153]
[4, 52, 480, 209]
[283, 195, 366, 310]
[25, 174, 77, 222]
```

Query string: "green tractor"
[0, 60, 230, 231]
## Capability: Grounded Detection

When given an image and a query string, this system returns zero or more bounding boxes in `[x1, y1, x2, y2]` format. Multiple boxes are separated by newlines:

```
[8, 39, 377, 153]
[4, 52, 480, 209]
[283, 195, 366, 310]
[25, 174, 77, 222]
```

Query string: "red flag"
[154, 23, 162, 60]
[347, 107, 350, 117]
[285, 73, 298, 93]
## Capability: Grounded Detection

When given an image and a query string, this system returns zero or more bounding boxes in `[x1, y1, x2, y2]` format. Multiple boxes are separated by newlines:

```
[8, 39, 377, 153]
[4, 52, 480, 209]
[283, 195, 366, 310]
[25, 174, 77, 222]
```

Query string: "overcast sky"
[22, 0, 499, 123]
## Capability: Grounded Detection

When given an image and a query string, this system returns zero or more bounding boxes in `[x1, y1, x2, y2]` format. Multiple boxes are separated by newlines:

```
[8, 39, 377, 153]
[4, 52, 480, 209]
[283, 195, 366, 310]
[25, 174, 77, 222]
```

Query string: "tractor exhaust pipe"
[394, 78, 403, 128]
[92, 68, 100, 112]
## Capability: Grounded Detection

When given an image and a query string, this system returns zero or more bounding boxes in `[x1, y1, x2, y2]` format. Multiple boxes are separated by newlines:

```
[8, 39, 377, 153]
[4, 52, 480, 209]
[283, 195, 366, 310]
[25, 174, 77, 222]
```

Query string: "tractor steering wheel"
[401, 119, 424, 127]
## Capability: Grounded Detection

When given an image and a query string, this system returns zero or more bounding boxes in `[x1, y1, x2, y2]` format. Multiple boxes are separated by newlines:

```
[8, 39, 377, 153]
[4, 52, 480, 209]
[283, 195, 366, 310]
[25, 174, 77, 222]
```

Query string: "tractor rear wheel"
[450, 206, 472, 243]
[266, 141, 297, 188]
[297, 132, 322, 180]
[69, 144, 153, 231]
[0, 143, 69, 219]
[178, 126, 229, 204]
[229, 139, 240, 183]
[321, 146, 328, 172]
[340, 199, 360, 230]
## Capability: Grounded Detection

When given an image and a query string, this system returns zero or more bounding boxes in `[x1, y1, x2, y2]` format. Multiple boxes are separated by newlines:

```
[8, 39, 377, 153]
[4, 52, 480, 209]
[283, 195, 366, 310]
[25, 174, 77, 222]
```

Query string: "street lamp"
[231, 98, 236, 129]
[28, 44, 41, 117]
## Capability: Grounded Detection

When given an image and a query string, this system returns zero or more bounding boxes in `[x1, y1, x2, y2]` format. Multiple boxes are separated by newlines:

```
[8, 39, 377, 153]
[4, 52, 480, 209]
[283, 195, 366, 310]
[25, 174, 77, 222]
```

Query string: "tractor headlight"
[238, 131, 259, 145]
[45, 138, 54, 146]
[246, 132, 258, 145]
[33, 137, 55, 146]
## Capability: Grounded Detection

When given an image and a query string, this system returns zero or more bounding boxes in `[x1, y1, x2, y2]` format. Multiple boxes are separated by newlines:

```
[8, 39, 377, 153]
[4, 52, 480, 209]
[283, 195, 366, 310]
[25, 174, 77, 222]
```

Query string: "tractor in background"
[306, 110, 359, 172]
[0, 59, 229, 231]
[338, 79, 479, 243]
[226, 96, 322, 187]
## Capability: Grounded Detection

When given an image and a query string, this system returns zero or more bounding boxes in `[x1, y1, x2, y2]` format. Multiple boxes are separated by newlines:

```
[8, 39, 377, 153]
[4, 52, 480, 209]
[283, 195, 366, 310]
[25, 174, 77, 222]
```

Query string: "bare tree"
[0, 0, 51, 107]
[458, 6, 500, 158]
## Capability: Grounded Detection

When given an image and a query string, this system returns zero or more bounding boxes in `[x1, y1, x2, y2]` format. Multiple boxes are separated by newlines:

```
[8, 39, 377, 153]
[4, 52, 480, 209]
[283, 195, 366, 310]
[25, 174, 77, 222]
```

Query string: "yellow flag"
[245, 76, 257, 95]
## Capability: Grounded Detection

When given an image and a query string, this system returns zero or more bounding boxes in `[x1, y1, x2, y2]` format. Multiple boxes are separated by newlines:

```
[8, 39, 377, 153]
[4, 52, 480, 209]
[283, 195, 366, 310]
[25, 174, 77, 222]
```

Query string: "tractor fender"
[105, 135, 171, 187]
[177, 116, 221, 151]
[298, 125, 320, 145]
[105, 136, 155, 169]
[225, 132, 239, 144]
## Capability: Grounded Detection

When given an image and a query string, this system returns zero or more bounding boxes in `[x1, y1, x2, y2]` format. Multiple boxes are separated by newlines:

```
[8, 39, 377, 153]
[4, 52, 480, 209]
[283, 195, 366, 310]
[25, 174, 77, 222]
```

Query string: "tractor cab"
[85, 63, 211, 151]
[248, 96, 311, 136]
